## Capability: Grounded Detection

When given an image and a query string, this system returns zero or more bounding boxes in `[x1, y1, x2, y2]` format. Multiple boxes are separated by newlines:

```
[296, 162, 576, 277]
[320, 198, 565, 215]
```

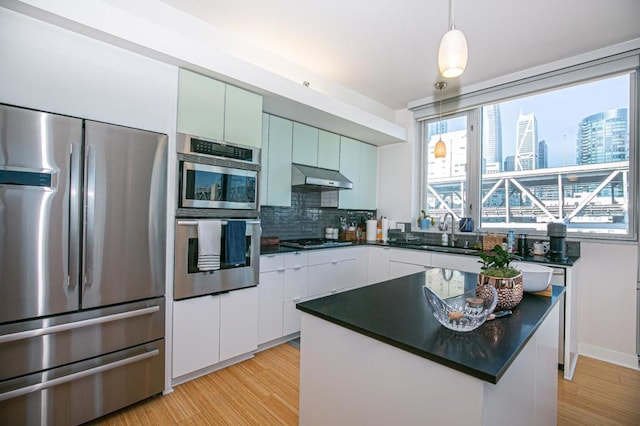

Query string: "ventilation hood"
[291, 163, 353, 191]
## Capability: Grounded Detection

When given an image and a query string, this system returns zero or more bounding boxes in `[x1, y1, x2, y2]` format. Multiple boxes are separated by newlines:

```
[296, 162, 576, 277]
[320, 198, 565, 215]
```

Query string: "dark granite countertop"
[261, 241, 579, 267]
[297, 269, 564, 384]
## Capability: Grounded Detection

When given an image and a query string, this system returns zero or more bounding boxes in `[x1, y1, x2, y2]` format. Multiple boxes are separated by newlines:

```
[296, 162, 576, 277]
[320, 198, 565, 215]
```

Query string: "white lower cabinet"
[307, 249, 356, 297]
[388, 248, 432, 279]
[430, 253, 481, 273]
[367, 246, 391, 284]
[282, 253, 309, 336]
[172, 295, 221, 378]
[219, 287, 258, 361]
[172, 287, 258, 379]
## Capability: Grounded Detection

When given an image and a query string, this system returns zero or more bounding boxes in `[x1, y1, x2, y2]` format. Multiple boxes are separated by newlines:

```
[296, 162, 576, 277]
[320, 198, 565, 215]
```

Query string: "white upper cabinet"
[292, 122, 319, 166]
[177, 69, 263, 148]
[339, 136, 377, 209]
[177, 69, 225, 140]
[263, 115, 293, 206]
[317, 130, 340, 170]
[224, 84, 263, 148]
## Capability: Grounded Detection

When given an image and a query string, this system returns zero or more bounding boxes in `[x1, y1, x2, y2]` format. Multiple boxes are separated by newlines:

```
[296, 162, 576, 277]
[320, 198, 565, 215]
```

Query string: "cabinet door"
[367, 247, 391, 284]
[172, 296, 220, 378]
[282, 265, 308, 336]
[318, 130, 340, 170]
[258, 271, 284, 345]
[177, 69, 225, 140]
[338, 136, 360, 209]
[292, 122, 319, 166]
[259, 114, 270, 206]
[266, 115, 293, 206]
[224, 85, 263, 148]
[358, 142, 377, 209]
[219, 287, 258, 361]
[430, 253, 481, 273]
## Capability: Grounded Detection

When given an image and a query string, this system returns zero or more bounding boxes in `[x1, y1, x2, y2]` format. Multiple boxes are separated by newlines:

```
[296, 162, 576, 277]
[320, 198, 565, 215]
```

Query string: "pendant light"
[438, 0, 468, 78]
[434, 82, 447, 159]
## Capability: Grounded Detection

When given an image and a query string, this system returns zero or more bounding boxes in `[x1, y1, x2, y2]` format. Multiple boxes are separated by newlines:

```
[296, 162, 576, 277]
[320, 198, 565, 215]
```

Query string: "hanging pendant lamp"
[438, 0, 468, 78]
[434, 82, 447, 159]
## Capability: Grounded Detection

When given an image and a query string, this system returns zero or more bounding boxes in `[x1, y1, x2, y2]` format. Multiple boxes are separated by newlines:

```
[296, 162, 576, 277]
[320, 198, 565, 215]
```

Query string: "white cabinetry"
[219, 287, 258, 361]
[172, 295, 221, 378]
[367, 246, 391, 284]
[307, 249, 356, 297]
[388, 249, 432, 279]
[339, 136, 377, 210]
[177, 69, 262, 147]
[261, 114, 293, 206]
[318, 130, 340, 170]
[283, 252, 309, 336]
[258, 254, 285, 344]
[430, 253, 481, 273]
[292, 122, 318, 166]
[172, 287, 258, 379]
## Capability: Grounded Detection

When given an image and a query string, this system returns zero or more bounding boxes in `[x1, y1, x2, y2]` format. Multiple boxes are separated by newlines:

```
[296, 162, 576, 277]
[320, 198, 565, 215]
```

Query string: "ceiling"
[157, 0, 640, 111]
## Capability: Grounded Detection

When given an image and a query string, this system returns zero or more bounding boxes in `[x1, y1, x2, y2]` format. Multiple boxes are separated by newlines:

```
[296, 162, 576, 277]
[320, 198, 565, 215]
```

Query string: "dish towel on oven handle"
[197, 220, 221, 271]
[225, 220, 247, 266]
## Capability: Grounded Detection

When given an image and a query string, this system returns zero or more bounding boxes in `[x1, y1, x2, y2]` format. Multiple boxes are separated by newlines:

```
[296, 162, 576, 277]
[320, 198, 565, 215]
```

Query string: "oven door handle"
[177, 219, 261, 226]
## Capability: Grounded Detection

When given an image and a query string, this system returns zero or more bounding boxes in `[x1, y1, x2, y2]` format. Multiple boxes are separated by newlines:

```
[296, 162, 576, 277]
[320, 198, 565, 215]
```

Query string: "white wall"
[0, 7, 179, 392]
[377, 109, 418, 224]
[577, 242, 638, 368]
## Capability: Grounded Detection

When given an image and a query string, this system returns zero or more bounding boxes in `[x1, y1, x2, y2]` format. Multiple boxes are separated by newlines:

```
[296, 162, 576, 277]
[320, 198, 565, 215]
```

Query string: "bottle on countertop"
[441, 232, 448, 246]
[376, 220, 382, 241]
[507, 230, 515, 253]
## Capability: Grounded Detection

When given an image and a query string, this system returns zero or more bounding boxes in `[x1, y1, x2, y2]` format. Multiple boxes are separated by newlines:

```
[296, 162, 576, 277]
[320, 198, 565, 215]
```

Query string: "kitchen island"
[296, 269, 563, 425]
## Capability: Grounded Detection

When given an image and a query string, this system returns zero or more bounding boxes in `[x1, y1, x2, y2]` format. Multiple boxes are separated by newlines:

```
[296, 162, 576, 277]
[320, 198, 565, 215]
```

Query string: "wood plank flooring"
[93, 345, 639, 425]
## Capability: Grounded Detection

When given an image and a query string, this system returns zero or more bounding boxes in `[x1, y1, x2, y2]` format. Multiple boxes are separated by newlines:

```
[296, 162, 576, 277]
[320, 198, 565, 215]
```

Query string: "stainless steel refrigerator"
[0, 104, 167, 425]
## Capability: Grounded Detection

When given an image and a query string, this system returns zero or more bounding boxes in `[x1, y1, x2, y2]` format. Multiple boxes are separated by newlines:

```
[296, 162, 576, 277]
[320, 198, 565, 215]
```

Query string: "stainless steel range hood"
[291, 163, 353, 191]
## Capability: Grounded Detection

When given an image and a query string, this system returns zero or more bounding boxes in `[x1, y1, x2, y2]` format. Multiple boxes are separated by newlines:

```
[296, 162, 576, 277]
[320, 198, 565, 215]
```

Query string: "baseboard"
[578, 342, 639, 370]
[256, 332, 300, 353]
[171, 352, 255, 386]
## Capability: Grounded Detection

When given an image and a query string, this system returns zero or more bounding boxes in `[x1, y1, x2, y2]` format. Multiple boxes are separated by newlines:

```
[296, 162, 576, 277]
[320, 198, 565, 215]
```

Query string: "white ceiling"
[157, 0, 640, 111]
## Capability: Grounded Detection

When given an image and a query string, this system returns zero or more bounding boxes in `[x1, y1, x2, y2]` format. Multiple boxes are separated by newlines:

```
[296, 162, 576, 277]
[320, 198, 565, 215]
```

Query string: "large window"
[420, 67, 637, 240]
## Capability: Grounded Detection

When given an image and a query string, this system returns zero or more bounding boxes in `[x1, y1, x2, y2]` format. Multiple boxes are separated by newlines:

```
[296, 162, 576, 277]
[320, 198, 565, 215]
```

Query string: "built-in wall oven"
[174, 219, 260, 300]
[177, 133, 260, 218]
[175, 134, 261, 300]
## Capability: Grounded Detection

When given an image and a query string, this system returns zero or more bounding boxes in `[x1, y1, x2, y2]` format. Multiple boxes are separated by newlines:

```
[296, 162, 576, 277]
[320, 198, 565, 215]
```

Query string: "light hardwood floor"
[93, 344, 639, 425]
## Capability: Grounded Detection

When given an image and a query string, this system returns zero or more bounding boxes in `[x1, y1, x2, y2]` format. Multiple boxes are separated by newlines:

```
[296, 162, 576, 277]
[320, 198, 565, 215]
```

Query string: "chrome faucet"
[442, 212, 457, 247]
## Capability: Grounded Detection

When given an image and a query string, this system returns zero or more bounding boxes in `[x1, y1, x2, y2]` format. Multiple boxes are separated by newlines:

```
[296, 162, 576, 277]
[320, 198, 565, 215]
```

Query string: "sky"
[442, 74, 630, 168]
[498, 74, 629, 167]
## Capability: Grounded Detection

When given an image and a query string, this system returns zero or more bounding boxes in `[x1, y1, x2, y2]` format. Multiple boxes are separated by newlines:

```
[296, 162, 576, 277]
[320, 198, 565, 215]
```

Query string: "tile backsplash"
[260, 190, 376, 241]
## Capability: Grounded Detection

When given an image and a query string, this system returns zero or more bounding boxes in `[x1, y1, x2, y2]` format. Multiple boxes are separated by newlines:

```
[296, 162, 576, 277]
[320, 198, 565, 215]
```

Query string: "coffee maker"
[547, 221, 567, 261]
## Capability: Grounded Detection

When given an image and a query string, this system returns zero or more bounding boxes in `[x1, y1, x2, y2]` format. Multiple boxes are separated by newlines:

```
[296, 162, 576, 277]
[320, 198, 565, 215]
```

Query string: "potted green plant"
[417, 210, 435, 230]
[476, 245, 523, 310]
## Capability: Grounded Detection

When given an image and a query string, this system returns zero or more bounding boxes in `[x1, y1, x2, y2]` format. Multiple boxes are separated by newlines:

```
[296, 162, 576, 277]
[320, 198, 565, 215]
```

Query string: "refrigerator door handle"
[0, 349, 160, 402]
[0, 305, 159, 344]
[84, 144, 96, 286]
[69, 143, 82, 289]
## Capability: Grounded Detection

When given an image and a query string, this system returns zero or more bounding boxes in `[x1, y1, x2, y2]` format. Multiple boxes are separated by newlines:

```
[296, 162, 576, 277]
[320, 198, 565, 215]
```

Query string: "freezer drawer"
[0, 339, 164, 426]
[0, 297, 165, 382]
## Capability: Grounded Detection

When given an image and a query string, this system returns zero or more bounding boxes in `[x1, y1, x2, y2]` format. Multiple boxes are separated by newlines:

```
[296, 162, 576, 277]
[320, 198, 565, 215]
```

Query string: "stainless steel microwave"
[177, 134, 260, 218]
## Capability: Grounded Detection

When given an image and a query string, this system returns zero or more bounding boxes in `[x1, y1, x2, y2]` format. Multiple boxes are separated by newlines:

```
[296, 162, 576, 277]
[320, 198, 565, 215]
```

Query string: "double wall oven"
[175, 134, 261, 300]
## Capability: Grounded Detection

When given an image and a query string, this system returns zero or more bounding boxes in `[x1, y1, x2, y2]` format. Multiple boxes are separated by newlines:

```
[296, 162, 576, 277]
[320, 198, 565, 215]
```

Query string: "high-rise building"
[576, 108, 628, 165]
[504, 155, 515, 172]
[427, 129, 467, 178]
[537, 140, 548, 169]
[515, 111, 538, 171]
[428, 121, 448, 139]
[482, 104, 502, 173]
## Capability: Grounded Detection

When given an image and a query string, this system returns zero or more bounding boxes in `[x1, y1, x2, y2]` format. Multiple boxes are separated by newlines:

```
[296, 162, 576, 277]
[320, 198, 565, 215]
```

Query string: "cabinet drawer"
[260, 254, 285, 272]
[284, 251, 309, 268]
[284, 267, 308, 301]
[308, 248, 355, 266]
[388, 248, 431, 266]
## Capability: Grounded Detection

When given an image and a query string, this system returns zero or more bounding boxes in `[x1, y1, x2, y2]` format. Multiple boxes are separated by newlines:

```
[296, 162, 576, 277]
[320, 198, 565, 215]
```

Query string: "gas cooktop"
[280, 239, 353, 249]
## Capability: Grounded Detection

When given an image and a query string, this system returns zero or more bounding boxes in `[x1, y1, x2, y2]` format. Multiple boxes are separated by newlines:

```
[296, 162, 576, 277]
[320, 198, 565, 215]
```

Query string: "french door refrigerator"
[0, 104, 167, 425]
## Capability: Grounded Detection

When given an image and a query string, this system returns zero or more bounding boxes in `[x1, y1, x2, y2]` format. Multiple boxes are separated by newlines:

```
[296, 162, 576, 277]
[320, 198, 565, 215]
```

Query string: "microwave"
[177, 134, 260, 218]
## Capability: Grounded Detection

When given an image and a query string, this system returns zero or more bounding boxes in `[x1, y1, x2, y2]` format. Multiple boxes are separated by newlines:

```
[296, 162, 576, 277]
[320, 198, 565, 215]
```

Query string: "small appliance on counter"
[547, 221, 568, 261]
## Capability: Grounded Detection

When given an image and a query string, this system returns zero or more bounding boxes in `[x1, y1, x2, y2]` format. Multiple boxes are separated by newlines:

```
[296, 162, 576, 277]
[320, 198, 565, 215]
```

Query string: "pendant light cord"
[449, 0, 455, 30]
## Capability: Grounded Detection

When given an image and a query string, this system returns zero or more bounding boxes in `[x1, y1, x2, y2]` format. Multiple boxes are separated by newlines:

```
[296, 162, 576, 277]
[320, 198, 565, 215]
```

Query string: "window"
[419, 61, 637, 240]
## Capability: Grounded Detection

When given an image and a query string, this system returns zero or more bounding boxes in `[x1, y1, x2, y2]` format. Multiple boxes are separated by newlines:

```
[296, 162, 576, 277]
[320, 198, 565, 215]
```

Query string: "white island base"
[299, 303, 559, 426]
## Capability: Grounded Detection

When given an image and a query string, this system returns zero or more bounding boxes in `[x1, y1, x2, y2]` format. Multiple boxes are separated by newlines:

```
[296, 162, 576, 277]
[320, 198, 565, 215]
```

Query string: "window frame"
[416, 53, 639, 242]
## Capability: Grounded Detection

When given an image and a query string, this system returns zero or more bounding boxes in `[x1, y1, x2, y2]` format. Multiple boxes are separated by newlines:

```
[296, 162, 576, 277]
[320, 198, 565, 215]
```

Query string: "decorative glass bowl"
[423, 285, 498, 332]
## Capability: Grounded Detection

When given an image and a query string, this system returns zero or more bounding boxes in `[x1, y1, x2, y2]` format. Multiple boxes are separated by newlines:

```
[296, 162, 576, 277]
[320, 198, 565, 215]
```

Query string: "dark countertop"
[261, 240, 580, 267]
[297, 269, 564, 384]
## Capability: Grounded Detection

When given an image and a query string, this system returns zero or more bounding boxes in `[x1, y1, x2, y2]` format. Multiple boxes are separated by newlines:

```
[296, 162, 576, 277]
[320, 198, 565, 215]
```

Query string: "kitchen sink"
[390, 242, 480, 256]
